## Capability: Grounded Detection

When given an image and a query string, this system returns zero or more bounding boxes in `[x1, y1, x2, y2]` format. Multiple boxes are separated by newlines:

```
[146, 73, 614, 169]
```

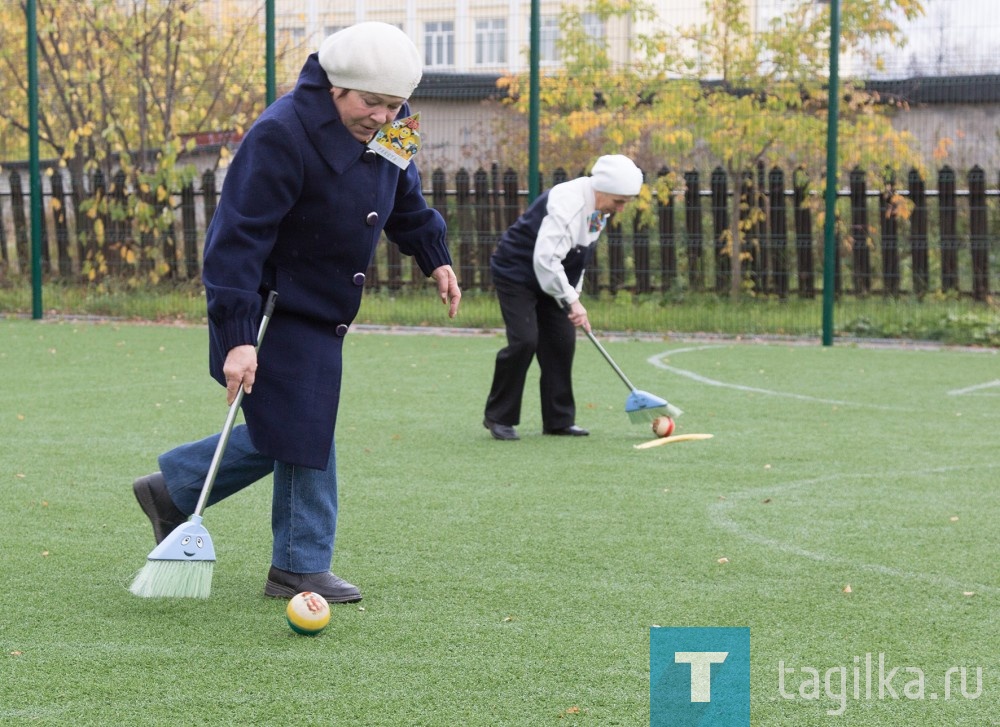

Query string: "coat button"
[353, 272, 366, 286]
[366, 211, 379, 226]
[363, 149, 377, 163]
[335, 324, 349, 337]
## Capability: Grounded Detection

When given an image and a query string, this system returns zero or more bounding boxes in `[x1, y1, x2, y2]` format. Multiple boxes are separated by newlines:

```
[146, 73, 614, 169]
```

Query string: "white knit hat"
[319, 22, 422, 99]
[590, 155, 644, 196]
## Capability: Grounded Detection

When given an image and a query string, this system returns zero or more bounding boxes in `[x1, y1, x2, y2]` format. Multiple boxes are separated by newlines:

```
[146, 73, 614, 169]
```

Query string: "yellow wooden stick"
[633, 432, 714, 449]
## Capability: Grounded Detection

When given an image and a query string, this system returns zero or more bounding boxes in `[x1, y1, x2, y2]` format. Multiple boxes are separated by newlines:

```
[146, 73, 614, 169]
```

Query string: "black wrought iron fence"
[1, 162, 996, 301]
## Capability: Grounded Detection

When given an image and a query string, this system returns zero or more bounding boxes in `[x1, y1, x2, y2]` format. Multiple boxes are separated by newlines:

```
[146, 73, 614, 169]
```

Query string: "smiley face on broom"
[179, 534, 207, 558]
[148, 520, 216, 561]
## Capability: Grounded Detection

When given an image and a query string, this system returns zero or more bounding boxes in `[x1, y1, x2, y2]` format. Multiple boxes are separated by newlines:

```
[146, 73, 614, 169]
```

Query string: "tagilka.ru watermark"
[779, 652, 984, 717]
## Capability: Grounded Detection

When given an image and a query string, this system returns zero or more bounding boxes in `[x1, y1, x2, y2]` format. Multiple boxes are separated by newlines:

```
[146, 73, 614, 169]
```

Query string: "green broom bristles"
[130, 516, 216, 598]
[129, 560, 214, 599]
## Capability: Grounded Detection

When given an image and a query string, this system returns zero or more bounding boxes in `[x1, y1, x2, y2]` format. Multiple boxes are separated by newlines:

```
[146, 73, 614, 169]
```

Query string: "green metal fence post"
[28, 0, 43, 319]
[528, 0, 540, 202]
[821, 0, 841, 346]
[266, 0, 276, 106]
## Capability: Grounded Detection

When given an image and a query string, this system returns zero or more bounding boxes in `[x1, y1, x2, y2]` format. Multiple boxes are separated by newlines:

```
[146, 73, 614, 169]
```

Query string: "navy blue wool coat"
[202, 54, 452, 469]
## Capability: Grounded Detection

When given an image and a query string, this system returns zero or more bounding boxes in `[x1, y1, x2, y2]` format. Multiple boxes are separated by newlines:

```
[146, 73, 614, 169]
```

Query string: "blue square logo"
[650, 627, 750, 727]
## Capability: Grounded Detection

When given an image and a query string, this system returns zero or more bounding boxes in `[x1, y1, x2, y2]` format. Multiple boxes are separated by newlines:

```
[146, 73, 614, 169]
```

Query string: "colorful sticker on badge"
[368, 113, 421, 169]
[588, 211, 607, 234]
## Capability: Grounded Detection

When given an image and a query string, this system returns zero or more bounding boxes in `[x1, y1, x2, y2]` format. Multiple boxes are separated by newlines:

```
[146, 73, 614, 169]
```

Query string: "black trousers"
[484, 276, 577, 429]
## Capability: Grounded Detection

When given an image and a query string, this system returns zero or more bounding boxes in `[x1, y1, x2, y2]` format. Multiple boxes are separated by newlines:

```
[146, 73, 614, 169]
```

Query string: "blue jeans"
[158, 424, 337, 574]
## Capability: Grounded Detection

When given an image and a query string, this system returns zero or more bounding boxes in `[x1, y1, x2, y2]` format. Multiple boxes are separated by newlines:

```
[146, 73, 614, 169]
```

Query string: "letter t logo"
[650, 627, 749, 726]
[674, 651, 729, 702]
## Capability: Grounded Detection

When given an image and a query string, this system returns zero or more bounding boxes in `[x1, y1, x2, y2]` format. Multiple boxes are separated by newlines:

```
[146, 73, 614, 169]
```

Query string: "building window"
[540, 16, 560, 63]
[582, 13, 604, 41]
[475, 19, 506, 65]
[277, 26, 307, 52]
[424, 21, 455, 68]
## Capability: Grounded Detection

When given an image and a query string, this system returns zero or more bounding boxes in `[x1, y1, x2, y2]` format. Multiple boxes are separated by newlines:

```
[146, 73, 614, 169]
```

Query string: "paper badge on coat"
[368, 113, 421, 169]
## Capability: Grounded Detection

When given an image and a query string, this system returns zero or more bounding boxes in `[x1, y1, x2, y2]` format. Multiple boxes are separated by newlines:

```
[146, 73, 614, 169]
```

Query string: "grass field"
[1, 318, 997, 725]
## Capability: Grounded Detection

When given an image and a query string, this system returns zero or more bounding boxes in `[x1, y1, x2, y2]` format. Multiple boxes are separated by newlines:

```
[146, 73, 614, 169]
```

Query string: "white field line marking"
[948, 379, 1000, 396]
[708, 466, 1000, 595]
[649, 345, 868, 407]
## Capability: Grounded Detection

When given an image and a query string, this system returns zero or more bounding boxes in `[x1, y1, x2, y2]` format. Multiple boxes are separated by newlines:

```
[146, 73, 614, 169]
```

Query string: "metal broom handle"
[192, 290, 278, 518]
[582, 327, 639, 393]
[560, 299, 639, 393]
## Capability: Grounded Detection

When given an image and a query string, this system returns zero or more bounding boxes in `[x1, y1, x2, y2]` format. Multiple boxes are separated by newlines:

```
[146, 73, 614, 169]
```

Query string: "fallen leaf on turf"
[843, 585, 852, 593]
[762, 498, 772, 504]
[502, 615, 514, 623]
[717, 557, 729, 564]
[565, 706, 581, 715]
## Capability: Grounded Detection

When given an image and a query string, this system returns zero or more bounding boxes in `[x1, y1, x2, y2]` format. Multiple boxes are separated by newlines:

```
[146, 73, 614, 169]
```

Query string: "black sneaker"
[133, 472, 187, 544]
[264, 566, 362, 603]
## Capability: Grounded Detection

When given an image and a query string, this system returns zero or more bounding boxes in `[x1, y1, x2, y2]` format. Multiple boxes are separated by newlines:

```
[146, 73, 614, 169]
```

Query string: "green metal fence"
[2, 0, 999, 343]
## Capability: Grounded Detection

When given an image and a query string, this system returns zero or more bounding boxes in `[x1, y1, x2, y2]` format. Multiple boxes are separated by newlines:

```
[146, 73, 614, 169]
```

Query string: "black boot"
[264, 566, 362, 603]
[133, 472, 187, 544]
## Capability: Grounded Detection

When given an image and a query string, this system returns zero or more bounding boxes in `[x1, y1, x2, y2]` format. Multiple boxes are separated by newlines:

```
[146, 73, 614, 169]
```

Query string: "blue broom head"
[129, 516, 216, 598]
[625, 390, 683, 423]
[146, 517, 216, 562]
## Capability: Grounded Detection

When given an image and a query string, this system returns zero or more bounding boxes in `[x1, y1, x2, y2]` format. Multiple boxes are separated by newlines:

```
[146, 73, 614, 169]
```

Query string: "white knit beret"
[590, 155, 644, 196]
[318, 22, 422, 99]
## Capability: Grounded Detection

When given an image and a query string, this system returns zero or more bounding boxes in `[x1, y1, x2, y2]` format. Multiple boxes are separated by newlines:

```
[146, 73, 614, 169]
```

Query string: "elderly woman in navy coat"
[132, 22, 461, 603]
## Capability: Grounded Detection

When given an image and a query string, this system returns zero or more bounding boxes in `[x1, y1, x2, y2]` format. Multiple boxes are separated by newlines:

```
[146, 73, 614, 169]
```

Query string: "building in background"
[213, 0, 762, 77]
[200, 0, 1000, 176]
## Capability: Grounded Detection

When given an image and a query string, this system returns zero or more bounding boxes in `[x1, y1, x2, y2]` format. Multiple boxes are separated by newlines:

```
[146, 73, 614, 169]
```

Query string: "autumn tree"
[499, 0, 925, 298]
[0, 0, 268, 284]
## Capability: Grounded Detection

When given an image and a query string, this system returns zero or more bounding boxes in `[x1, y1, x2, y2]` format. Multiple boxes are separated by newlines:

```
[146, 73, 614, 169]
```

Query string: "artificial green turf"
[0, 319, 997, 725]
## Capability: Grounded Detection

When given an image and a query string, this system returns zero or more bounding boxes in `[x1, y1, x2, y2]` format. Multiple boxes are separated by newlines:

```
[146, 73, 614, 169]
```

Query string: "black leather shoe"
[483, 417, 519, 441]
[265, 566, 362, 603]
[543, 425, 590, 436]
[133, 472, 187, 544]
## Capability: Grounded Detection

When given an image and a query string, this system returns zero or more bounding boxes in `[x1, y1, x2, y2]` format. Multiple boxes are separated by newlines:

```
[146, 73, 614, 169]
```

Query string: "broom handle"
[560, 299, 639, 393]
[582, 327, 639, 394]
[192, 291, 278, 518]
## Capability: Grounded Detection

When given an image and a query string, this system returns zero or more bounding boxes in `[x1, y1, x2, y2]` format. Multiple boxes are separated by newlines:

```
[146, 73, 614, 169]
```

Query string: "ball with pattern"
[652, 416, 675, 438]
[286, 591, 331, 635]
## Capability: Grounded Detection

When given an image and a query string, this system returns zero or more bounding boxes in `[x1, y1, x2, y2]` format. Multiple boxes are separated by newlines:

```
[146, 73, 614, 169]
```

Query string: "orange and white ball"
[651, 416, 675, 438]
[286, 591, 331, 635]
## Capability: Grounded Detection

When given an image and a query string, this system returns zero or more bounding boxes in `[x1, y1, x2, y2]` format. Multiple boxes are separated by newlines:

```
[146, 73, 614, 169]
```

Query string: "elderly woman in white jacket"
[483, 155, 644, 441]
